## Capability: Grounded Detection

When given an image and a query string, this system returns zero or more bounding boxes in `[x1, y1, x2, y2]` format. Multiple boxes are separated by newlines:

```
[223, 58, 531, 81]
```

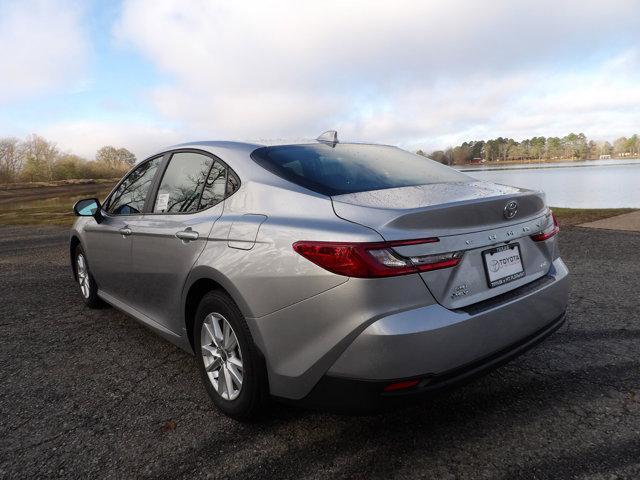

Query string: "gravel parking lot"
[1, 225, 639, 479]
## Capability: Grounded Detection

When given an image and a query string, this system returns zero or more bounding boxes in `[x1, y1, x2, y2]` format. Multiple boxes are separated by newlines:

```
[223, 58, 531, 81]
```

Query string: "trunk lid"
[331, 181, 556, 309]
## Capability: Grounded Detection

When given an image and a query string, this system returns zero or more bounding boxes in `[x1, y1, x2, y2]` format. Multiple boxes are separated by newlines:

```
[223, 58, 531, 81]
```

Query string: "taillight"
[292, 238, 463, 278]
[531, 211, 560, 242]
[383, 379, 420, 392]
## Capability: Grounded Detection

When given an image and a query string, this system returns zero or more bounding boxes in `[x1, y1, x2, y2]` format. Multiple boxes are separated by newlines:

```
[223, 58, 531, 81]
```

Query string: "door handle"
[175, 229, 199, 241]
[119, 227, 132, 236]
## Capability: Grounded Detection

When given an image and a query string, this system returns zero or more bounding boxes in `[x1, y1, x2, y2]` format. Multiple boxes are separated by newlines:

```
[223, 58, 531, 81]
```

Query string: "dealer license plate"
[482, 243, 525, 288]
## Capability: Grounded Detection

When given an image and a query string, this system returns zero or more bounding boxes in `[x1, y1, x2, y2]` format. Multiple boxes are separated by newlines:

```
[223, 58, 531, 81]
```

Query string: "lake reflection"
[457, 161, 640, 208]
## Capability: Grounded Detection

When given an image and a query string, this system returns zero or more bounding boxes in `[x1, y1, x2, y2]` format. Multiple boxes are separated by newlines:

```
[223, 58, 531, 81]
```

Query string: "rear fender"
[182, 264, 253, 320]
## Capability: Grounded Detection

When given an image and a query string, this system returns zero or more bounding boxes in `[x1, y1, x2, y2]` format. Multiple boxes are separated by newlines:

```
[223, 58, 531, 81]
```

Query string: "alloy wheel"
[76, 254, 90, 299]
[200, 312, 243, 400]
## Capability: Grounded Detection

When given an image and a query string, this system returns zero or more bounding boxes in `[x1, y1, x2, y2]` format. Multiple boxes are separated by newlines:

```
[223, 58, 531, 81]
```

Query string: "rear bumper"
[259, 256, 568, 402]
[299, 311, 566, 411]
[326, 257, 569, 382]
[290, 257, 569, 409]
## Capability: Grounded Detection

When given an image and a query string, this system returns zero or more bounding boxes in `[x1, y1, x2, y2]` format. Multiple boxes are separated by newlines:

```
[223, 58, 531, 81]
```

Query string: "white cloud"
[9, 0, 639, 158]
[111, 0, 640, 151]
[40, 120, 185, 160]
[0, 0, 89, 104]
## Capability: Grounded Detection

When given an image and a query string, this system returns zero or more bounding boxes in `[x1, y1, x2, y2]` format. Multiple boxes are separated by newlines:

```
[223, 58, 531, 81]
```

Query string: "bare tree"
[20, 134, 59, 182]
[96, 146, 136, 168]
[613, 137, 627, 156]
[0, 137, 22, 182]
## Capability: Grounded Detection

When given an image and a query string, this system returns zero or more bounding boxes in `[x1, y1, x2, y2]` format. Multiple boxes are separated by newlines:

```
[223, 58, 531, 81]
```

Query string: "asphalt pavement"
[0, 224, 638, 479]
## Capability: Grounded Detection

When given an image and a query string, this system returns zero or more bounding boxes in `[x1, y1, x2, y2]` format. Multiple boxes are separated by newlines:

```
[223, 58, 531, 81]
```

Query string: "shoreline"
[458, 158, 640, 172]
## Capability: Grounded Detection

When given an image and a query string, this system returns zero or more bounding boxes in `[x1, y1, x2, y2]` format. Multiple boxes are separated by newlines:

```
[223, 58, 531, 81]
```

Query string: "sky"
[1, 0, 640, 160]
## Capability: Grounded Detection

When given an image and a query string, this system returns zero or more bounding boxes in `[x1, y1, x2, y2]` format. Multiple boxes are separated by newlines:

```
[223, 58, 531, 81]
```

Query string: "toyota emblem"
[503, 201, 518, 219]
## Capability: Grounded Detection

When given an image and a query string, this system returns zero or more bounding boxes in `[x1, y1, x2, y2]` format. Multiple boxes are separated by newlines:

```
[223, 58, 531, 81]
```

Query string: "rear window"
[251, 143, 469, 196]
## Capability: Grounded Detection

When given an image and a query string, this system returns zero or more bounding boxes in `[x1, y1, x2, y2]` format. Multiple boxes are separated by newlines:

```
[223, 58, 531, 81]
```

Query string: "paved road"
[1, 225, 639, 479]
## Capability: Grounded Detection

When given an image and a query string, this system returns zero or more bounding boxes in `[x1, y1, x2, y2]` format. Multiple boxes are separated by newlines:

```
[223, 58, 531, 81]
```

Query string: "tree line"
[0, 134, 136, 183]
[419, 133, 640, 165]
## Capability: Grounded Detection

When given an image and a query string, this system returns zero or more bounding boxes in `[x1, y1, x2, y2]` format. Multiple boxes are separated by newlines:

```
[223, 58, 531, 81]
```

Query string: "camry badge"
[503, 201, 518, 219]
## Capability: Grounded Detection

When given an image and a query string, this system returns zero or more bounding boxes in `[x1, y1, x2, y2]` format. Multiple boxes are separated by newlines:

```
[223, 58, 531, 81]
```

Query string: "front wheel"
[74, 245, 103, 308]
[194, 291, 267, 420]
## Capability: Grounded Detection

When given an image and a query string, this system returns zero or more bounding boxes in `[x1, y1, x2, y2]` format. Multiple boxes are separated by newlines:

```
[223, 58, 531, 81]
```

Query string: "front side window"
[107, 157, 162, 215]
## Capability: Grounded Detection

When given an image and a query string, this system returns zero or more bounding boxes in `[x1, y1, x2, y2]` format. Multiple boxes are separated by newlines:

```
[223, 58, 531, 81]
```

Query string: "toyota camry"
[70, 131, 569, 420]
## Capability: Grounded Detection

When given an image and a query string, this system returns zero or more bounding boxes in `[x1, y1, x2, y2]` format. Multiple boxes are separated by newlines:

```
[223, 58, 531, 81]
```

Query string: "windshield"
[251, 143, 470, 196]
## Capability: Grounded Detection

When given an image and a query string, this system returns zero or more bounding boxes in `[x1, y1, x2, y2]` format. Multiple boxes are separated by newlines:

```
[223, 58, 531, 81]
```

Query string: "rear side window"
[199, 160, 227, 210]
[251, 143, 470, 196]
[107, 156, 162, 215]
[226, 170, 240, 196]
[154, 152, 212, 213]
[153, 151, 235, 213]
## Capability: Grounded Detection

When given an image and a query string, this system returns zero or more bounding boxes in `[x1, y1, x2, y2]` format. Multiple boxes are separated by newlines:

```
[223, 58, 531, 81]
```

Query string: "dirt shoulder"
[0, 182, 114, 226]
[0, 180, 116, 205]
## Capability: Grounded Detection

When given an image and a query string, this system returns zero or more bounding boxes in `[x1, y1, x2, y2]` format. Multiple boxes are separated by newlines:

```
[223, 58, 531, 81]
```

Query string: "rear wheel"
[194, 291, 267, 420]
[74, 245, 102, 308]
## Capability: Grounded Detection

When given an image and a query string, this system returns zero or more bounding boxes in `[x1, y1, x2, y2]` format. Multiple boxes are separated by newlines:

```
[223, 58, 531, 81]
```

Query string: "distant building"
[599, 154, 611, 159]
[470, 157, 485, 164]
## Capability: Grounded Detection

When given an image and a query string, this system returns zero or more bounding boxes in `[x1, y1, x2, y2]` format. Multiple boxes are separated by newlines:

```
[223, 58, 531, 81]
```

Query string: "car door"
[82, 156, 164, 303]
[130, 150, 232, 333]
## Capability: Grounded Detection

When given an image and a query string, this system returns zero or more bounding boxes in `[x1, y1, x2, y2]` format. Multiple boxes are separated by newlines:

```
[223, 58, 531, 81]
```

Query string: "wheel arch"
[182, 266, 253, 353]
[69, 235, 81, 280]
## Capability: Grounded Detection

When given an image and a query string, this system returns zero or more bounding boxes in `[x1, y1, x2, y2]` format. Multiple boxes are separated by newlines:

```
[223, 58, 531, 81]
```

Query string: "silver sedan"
[70, 132, 568, 419]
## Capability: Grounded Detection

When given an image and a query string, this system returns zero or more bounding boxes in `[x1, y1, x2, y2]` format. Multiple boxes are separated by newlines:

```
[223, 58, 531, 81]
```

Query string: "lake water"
[457, 160, 640, 208]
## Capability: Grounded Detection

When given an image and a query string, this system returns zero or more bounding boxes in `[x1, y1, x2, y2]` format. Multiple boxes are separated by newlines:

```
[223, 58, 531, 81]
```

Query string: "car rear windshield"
[250, 143, 470, 196]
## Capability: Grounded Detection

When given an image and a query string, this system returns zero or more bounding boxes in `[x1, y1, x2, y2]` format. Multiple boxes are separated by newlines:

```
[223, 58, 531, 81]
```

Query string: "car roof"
[149, 139, 402, 195]
[160, 138, 398, 153]
[153, 141, 264, 175]
[150, 140, 310, 193]
[169, 140, 265, 150]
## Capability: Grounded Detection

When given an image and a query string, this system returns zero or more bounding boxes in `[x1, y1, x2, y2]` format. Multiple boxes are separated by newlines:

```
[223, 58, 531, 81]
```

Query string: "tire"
[194, 290, 267, 421]
[73, 245, 103, 308]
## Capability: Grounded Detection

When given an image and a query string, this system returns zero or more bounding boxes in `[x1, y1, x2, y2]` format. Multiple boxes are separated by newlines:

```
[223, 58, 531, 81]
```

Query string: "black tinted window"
[199, 160, 227, 209]
[251, 144, 470, 196]
[107, 157, 162, 215]
[226, 170, 240, 196]
[154, 152, 213, 213]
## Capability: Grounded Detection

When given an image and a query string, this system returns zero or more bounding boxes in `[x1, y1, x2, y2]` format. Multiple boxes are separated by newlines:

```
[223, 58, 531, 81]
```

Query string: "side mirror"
[73, 198, 103, 223]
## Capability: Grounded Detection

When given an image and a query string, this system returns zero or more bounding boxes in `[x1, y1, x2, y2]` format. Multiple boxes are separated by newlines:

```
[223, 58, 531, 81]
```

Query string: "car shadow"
[135, 321, 638, 479]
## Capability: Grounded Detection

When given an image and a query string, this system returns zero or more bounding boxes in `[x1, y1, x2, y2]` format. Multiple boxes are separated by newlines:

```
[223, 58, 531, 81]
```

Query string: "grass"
[550, 207, 638, 227]
[0, 186, 113, 226]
